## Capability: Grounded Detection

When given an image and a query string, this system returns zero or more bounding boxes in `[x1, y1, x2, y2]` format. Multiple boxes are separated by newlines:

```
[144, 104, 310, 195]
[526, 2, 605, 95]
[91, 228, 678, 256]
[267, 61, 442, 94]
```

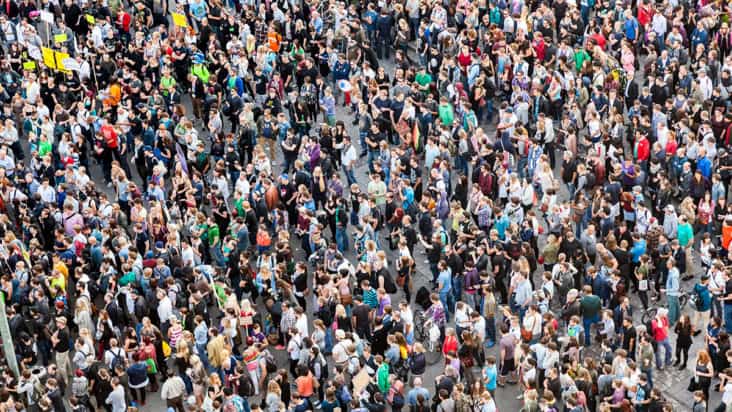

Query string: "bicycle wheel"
[642, 308, 657, 325]
[413, 310, 426, 342]
[679, 294, 689, 309]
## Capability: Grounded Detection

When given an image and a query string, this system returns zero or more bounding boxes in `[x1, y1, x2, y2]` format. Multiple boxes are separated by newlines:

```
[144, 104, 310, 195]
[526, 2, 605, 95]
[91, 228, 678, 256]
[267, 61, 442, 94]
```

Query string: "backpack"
[585, 171, 596, 189]
[382, 271, 398, 294]
[264, 352, 277, 373]
[693, 285, 705, 311]
[107, 348, 124, 371]
[240, 373, 256, 397]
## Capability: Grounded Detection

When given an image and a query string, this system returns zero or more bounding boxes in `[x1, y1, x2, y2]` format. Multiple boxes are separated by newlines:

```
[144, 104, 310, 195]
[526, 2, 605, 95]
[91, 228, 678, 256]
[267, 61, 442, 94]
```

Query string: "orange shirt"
[267, 31, 282, 52]
[104, 83, 121, 107]
[295, 373, 315, 398]
[723, 223, 732, 250]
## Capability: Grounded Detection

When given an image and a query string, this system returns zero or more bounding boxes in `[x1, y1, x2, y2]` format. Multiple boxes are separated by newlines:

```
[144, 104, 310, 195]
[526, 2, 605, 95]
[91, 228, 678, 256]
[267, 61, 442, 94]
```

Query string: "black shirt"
[353, 303, 371, 332]
[54, 328, 70, 353]
[725, 279, 732, 306]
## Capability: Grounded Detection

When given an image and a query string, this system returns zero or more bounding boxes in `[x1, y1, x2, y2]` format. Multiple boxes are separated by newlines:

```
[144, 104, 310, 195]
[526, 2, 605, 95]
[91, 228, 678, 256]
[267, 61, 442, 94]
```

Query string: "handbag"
[521, 328, 533, 342]
[340, 292, 353, 305]
[146, 358, 158, 375]
[687, 377, 698, 392]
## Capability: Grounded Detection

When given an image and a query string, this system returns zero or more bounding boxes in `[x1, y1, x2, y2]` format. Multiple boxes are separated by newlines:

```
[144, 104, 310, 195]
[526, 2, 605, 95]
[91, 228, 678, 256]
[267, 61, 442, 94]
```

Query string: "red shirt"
[457, 52, 472, 70]
[651, 317, 669, 342]
[443, 335, 458, 355]
[100, 124, 118, 149]
[635, 137, 650, 161]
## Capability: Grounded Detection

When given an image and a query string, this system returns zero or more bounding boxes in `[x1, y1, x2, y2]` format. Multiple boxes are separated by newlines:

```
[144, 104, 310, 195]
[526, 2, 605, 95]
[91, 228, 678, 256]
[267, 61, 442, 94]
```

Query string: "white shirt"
[38, 185, 56, 203]
[157, 296, 173, 324]
[341, 144, 357, 168]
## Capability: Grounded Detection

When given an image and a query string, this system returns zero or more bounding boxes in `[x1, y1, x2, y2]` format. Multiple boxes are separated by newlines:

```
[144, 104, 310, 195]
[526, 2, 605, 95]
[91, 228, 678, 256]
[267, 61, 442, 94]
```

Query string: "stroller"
[415, 286, 432, 311]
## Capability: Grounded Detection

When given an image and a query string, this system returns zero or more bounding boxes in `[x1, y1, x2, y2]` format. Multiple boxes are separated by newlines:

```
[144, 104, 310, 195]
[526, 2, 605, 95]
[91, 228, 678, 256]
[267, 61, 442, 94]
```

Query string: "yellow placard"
[171, 12, 187, 27]
[41, 47, 56, 69]
[85, 14, 95, 24]
[55, 51, 70, 73]
[22, 61, 35, 70]
[54, 33, 68, 43]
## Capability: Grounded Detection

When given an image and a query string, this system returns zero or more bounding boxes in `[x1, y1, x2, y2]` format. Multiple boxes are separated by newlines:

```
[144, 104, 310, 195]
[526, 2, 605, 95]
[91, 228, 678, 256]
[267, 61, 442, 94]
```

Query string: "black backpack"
[240, 373, 256, 397]
[380, 270, 397, 294]
[585, 171, 597, 189]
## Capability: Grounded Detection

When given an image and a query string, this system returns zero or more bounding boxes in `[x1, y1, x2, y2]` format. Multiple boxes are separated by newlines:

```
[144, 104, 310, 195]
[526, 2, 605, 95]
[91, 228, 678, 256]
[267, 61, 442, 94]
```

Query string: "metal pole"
[0, 293, 19, 377]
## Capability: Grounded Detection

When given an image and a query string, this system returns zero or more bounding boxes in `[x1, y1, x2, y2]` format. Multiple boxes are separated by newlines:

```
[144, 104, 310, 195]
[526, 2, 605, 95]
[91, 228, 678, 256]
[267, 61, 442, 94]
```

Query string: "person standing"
[579, 285, 602, 346]
[661, 258, 681, 326]
[160, 369, 186, 412]
[692, 274, 713, 336]
[51, 316, 73, 379]
[105, 378, 126, 412]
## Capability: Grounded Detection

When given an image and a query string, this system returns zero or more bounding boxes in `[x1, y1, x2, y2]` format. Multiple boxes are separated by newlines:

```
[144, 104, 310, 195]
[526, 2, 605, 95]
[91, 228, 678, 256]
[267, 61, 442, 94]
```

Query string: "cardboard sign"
[22, 61, 36, 70]
[41, 47, 55, 69]
[54, 33, 68, 43]
[55, 52, 71, 73]
[171, 12, 188, 27]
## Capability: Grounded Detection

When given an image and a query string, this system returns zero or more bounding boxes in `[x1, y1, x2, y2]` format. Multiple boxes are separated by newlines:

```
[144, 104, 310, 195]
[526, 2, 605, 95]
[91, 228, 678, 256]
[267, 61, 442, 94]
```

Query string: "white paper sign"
[27, 45, 41, 60]
[40, 10, 54, 23]
[61, 57, 80, 71]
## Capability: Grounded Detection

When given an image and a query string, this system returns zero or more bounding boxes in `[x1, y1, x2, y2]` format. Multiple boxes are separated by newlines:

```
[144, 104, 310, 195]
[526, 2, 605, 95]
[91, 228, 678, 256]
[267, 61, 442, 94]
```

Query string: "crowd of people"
[0, 0, 732, 411]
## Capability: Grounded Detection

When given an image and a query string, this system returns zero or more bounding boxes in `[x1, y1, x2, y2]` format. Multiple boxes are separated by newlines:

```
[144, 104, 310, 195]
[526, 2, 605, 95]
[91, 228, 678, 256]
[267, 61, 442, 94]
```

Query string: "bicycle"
[641, 291, 690, 324]
[413, 309, 443, 365]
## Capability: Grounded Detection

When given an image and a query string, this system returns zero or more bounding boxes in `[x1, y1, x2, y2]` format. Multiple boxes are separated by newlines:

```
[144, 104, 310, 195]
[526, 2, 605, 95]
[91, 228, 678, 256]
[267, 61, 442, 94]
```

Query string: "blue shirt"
[483, 365, 498, 390]
[630, 239, 646, 263]
[438, 268, 452, 294]
[666, 267, 680, 296]
[694, 283, 712, 312]
[406, 387, 430, 406]
[697, 156, 712, 179]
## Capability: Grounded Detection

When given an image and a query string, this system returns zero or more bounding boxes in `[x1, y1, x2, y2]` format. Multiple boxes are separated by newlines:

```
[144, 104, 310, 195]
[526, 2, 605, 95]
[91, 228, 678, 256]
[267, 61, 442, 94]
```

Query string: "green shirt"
[580, 294, 602, 319]
[208, 224, 220, 246]
[38, 140, 52, 157]
[377, 363, 390, 393]
[415, 72, 432, 87]
[438, 103, 454, 126]
[574, 49, 591, 72]
[678, 223, 694, 247]
[191, 64, 210, 84]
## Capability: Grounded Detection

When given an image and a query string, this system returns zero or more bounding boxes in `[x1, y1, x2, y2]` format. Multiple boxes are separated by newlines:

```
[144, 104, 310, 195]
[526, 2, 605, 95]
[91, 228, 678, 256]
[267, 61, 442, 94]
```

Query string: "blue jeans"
[668, 295, 680, 326]
[712, 296, 722, 319]
[439, 291, 453, 321]
[452, 276, 464, 304]
[196, 343, 212, 372]
[655, 337, 673, 368]
[517, 157, 528, 179]
[583, 314, 600, 346]
[367, 151, 378, 173]
[429, 263, 439, 284]
[335, 226, 349, 252]
[343, 167, 357, 186]
[455, 154, 469, 176]
[486, 316, 496, 343]
[724, 305, 732, 334]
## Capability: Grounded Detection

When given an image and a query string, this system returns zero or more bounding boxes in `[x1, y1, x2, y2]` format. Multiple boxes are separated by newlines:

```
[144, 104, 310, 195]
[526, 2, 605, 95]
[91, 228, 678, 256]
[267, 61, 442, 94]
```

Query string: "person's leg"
[725, 304, 732, 333]
[583, 317, 592, 346]
[663, 338, 673, 366]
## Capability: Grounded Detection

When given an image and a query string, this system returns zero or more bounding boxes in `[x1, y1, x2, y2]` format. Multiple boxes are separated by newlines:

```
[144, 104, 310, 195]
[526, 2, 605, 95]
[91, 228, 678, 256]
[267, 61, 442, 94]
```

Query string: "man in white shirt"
[698, 69, 714, 100]
[105, 378, 126, 412]
[341, 136, 358, 186]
